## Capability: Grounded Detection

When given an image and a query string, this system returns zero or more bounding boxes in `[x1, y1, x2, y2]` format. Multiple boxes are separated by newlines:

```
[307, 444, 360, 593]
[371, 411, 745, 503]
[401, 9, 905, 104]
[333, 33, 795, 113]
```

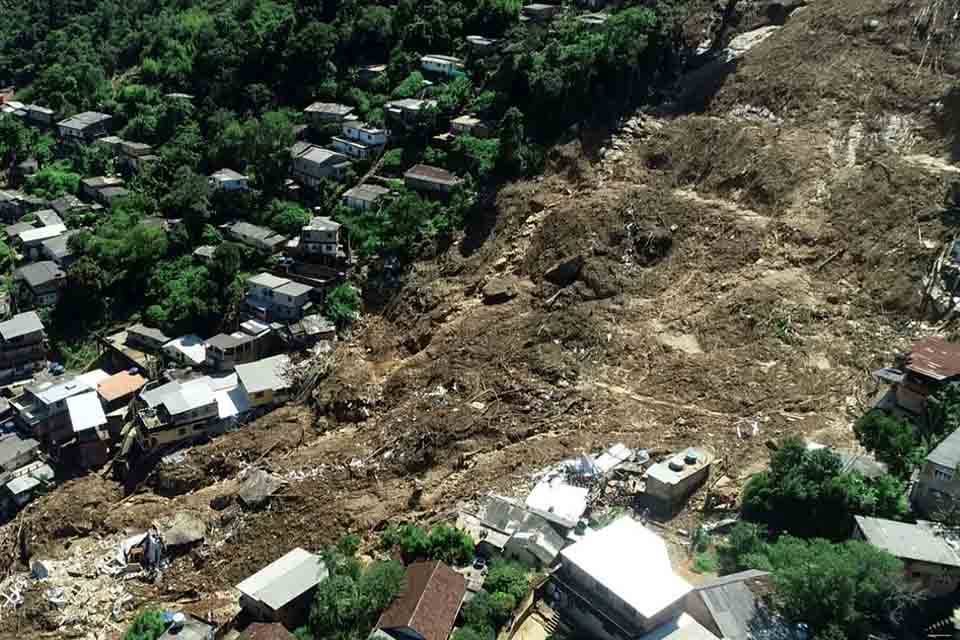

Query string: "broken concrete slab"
[238, 469, 285, 510]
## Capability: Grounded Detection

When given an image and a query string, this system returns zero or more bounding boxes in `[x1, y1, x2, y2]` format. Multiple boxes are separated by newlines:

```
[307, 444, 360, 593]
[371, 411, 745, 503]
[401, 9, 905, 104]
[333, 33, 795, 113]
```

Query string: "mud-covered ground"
[1, 0, 958, 637]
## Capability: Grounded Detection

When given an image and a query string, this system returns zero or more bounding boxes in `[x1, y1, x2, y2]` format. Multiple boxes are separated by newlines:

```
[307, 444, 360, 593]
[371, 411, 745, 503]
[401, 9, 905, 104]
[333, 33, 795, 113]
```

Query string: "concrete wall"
[913, 462, 960, 518]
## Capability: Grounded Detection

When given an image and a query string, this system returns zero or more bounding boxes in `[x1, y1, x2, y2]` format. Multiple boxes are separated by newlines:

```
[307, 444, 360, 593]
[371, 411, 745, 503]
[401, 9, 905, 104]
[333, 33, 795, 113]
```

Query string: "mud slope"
[1, 1, 958, 637]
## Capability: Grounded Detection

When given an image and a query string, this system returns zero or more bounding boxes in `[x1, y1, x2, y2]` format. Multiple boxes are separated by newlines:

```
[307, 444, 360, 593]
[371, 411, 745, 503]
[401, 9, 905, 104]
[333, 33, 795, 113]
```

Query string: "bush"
[484, 560, 529, 604]
[692, 552, 718, 574]
[854, 411, 925, 478]
[382, 523, 474, 566]
[325, 284, 361, 329]
[123, 609, 167, 640]
[718, 522, 767, 575]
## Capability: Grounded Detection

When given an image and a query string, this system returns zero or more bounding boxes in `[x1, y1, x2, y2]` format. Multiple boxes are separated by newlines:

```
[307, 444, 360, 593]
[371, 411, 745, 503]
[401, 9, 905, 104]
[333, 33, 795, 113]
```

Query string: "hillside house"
[126, 324, 172, 352]
[193, 245, 216, 263]
[304, 102, 354, 128]
[358, 64, 388, 87]
[96, 370, 147, 415]
[41, 230, 79, 267]
[853, 516, 960, 595]
[204, 320, 274, 371]
[80, 176, 125, 203]
[137, 378, 220, 448]
[300, 216, 345, 261]
[57, 111, 112, 144]
[913, 428, 960, 517]
[14, 261, 65, 307]
[420, 54, 465, 77]
[290, 143, 351, 187]
[342, 119, 388, 147]
[235, 355, 292, 408]
[209, 168, 249, 192]
[96, 135, 124, 153]
[33, 209, 63, 227]
[12, 370, 110, 445]
[385, 99, 438, 127]
[522, 3, 561, 21]
[0, 190, 46, 223]
[0, 312, 46, 384]
[244, 273, 315, 322]
[16, 224, 66, 261]
[163, 335, 207, 367]
[342, 184, 390, 211]
[237, 548, 328, 629]
[63, 391, 109, 469]
[375, 561, 466, 640]
[226, 221, 288, 254]
[0, 434, 40, 474]
[577, 12, 610, 27]
[466, 35, 498, 54]
[458, 495, 566, 568]
[684, 570, 799, 640]
[11, 157, 39, 186]
[553, 517, 692, 640]
[118, 141, 157, 173]
[24, 105, 55, 127]
[450, 114, 493, 138]
[883, 337, 960, 414]
[404, 164, 462, 194]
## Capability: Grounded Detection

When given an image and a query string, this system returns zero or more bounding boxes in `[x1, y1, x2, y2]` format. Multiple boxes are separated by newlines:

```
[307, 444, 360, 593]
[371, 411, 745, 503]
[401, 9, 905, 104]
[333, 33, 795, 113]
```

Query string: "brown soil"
[2, 0, 959, 636]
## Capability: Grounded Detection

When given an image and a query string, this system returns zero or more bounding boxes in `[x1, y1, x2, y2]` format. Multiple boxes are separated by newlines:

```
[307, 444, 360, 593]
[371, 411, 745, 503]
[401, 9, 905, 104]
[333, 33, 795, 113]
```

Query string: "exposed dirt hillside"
[1, 1, 959, 637]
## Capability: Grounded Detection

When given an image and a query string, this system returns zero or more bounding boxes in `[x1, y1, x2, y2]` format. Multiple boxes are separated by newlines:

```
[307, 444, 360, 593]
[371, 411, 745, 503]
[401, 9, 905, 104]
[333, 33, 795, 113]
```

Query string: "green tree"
[854, 411, 926, 478]
[54, 257, 109, 334]
[268, 200, 311, 236]
[484, 561, 529, 604]
[743, 536, 910, 640]
[0, 115, 31, 166]
[427, 524, 475, 566]
[325, 283, 361, 329]
[161, 166, 210, 239]
[741, 437, 907, 540]
[391, 71, 427, 99]
[25, 160, 81, 199]
[123, 609, 166, 640]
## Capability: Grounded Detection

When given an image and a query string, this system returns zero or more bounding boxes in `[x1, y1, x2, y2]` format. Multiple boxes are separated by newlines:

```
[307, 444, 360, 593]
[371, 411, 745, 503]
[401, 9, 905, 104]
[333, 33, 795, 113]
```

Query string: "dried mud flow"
[2, 0, 960, 637]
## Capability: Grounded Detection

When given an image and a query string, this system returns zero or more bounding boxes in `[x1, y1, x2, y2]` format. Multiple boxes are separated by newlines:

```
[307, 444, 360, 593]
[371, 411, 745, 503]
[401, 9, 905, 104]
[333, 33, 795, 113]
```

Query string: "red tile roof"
[376, 561, 467, 640]
[905, 337, 960, 381]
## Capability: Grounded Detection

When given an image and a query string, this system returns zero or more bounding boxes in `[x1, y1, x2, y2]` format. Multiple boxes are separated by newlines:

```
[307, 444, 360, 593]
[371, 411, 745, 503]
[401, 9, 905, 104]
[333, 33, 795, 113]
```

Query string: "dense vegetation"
[122, 609, 167, 640]
[0, 0, 694, 351]
[381, 522, 476, 565]
[740, 437, 907, 540]
[718, 523, 911, 640]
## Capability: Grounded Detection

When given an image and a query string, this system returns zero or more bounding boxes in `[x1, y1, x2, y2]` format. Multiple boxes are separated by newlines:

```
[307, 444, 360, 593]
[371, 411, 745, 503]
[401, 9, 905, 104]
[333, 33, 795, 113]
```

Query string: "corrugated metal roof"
[905, 337, 960, 381]
[19, 224, 66, 243]
[162, 379, 216, 415]
[404, 164, 460, 186]
[694, 570, 771, 640]
[0, 434, 39, 469]
[163, 335, 207, 365]
[855, 515, 960, 567]
[248, 272, 290, 290]
[236, 547, 327, 611]
[66, 391, 107, 433]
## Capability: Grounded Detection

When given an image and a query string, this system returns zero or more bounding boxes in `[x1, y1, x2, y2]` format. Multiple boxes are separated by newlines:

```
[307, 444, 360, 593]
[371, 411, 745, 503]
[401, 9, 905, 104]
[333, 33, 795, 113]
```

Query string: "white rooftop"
[560, 517, 692, 621]
[66, 391, 107, 433]
[162, 378, 216, 416]
[19, 224, 66, 244]
[237, 547, 327, 611]
[525, 476, 588, 526]
[164, 335, 207, 365]
[235, 354, 292, 395]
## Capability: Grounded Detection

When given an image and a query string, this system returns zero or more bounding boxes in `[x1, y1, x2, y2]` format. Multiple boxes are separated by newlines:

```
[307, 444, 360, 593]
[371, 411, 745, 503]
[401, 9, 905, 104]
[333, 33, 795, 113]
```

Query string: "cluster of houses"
[0, 265, 337, 518]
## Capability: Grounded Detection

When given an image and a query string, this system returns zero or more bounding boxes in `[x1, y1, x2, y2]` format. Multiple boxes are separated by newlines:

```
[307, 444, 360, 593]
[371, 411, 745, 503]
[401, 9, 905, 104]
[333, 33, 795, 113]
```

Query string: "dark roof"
[205, 333, 252, 350]
[239, 623, 297, 640]
[58, 111, 111, 130]
[376, 561, 466, 640]
[15, 261, 64, 289]
[905, 337, 960, 381]
[404, 164, 460, 187]
[694, 570, 779, 640]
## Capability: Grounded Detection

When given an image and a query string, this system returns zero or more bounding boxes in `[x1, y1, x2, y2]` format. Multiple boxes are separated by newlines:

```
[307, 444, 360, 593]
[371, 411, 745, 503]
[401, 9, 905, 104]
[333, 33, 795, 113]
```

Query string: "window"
[935, 467, 955, 482]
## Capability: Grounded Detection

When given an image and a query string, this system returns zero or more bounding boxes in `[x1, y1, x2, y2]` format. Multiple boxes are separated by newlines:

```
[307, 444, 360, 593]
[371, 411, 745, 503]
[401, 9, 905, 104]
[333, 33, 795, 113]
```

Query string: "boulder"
[544, 255, 585, 287]
[481, 276, 519, 305]
[159, 512, 206, 549]
[238, 469, 285, 510]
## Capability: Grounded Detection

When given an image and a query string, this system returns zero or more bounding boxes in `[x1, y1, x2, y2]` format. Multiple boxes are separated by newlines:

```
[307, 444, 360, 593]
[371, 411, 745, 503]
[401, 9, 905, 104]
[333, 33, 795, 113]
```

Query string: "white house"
[163, 335, 207, 367]
[209, 168, 249, 192]
[342, 184, 390, 211]
[420, 54, 465, 77]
